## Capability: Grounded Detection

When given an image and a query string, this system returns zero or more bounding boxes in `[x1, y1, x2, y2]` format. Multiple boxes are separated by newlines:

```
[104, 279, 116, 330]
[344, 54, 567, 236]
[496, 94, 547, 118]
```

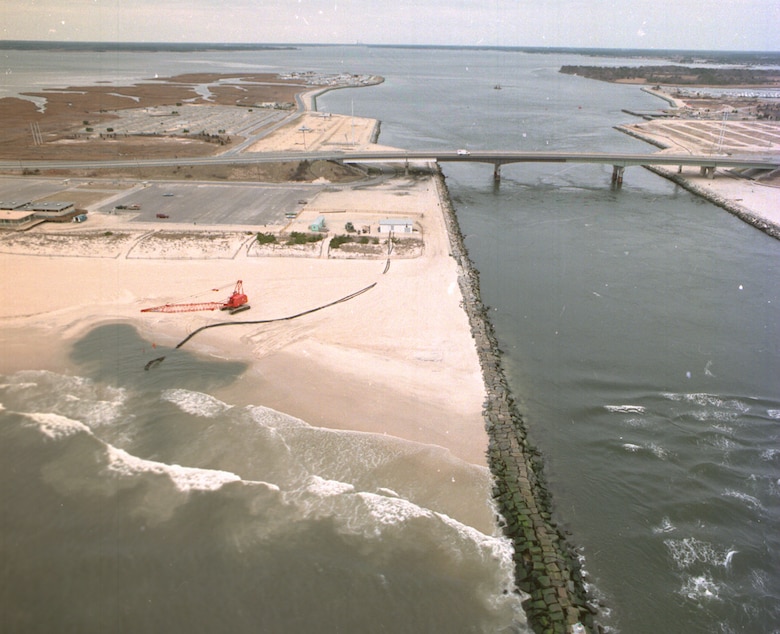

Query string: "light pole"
[299, 126, 311, 149]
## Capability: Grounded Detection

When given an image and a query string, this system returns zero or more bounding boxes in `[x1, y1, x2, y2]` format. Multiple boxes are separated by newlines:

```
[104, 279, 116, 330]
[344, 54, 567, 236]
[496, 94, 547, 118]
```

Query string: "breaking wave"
[665, 537, 737, 570]
[0, 369, 528, 633]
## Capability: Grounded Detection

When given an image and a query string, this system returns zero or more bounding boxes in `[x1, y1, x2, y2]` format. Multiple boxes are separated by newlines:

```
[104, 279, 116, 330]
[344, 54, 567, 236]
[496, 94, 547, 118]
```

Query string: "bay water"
[1, 45, 779, 633]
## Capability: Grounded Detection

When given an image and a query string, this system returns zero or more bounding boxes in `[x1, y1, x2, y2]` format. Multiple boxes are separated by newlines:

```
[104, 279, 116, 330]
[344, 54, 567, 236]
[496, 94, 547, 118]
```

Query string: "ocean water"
[1, 324, 524, 633]
[1, 45, 779, 633]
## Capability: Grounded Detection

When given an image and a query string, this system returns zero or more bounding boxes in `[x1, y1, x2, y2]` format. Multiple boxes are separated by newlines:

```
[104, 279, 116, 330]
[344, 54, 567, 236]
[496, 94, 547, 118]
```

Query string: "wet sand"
[0, 165, 489, 470]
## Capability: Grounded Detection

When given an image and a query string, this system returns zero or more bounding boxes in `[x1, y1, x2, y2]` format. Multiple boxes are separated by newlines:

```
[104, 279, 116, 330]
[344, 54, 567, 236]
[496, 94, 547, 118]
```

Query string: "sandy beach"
[0, 98, 490, 471]
[3, 76, 777, 467]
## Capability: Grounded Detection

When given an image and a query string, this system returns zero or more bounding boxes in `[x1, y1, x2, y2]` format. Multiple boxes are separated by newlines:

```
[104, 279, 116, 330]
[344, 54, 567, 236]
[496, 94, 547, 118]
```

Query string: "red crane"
[141, 280, 250, 314]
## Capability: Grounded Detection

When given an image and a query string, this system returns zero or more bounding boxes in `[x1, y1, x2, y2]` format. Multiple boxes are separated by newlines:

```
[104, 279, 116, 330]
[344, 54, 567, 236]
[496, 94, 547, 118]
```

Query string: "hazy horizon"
[1, 40, 779, 57]
[2, 0, 777, 52]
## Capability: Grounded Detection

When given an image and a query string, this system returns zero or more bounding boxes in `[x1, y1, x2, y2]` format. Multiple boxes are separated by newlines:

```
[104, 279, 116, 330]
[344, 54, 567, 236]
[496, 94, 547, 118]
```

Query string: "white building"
[377, 218, 414, 234]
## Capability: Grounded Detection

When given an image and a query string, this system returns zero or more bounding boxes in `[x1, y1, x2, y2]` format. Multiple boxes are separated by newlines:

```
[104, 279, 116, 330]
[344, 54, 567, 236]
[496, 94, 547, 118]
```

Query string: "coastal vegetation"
[329, 234, 379, 248]
[560, 65, 780, 86]
[255, 232, 277, 245]
[255, 231, 326, 246]
[286, 231, 324, 245]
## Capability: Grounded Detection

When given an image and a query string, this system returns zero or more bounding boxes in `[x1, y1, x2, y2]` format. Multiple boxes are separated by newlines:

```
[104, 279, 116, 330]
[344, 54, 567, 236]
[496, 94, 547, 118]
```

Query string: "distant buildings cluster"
[278, 72, 382, 88]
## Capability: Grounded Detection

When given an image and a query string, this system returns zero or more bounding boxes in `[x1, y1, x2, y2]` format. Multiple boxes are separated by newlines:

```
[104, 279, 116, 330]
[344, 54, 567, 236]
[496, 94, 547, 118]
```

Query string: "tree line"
[560, 65, 780, 86]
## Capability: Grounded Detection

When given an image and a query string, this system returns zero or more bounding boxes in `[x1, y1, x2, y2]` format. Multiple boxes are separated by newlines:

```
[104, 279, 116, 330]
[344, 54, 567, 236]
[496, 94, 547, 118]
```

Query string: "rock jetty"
[435, 169, 599, 634]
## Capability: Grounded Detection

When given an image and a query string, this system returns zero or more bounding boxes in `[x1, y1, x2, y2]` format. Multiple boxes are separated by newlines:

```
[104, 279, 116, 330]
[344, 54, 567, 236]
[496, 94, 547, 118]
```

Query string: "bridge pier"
[493, 163, 501, 181]
[611, 165, 625, 187]
[700, 165, 716, 179]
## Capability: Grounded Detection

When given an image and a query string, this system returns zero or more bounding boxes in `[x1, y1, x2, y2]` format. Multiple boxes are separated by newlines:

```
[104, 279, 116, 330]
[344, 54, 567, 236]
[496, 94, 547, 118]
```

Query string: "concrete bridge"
[336, 150, 780, 185]
[6, 150, 779, 186]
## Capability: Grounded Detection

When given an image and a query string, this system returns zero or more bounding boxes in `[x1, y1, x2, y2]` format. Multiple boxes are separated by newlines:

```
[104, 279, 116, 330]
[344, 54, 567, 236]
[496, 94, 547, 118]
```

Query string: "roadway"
[3, 150, 778, 172]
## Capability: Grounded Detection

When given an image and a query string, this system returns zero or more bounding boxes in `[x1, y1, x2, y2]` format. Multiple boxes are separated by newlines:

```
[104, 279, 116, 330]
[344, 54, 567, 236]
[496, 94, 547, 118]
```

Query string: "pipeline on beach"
[144, 282, 377, 370]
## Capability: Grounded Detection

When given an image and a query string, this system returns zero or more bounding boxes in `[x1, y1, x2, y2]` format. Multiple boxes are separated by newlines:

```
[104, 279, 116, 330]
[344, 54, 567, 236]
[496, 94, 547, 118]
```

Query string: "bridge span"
[338, 150, 780, 185]
[5, 150, 778, 186]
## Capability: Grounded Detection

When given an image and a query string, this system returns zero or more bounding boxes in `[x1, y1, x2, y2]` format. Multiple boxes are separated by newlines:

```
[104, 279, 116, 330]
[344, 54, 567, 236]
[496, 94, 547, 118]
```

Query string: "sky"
[2, 0, 778, 51]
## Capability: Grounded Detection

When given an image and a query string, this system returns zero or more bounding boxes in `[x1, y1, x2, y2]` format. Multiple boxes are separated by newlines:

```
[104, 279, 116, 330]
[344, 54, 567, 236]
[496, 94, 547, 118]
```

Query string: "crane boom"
[141, 301, 226, 313]
[141, 280, 250, 314]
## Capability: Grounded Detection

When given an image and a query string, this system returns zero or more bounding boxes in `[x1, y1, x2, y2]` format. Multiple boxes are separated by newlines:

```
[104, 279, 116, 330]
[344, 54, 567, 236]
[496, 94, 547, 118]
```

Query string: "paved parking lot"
[0, 176, 385, 230]
[103, 104, 290, 138]
[99, 181, 328, 226]
[0, 178, 72, 205]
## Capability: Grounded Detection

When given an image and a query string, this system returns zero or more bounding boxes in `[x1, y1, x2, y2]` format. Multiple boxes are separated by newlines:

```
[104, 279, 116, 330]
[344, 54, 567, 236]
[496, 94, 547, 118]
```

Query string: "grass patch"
[329, 234, 352, 249]
[256, 232, 277, 245]
[286, 231, 324, 245]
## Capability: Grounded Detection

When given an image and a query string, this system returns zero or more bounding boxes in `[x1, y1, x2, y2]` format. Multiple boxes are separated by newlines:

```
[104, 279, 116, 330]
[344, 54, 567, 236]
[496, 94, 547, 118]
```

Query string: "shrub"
[256, 232, 277, 245]
[329, 235, 353, 249]
[287, 231, 324, 245]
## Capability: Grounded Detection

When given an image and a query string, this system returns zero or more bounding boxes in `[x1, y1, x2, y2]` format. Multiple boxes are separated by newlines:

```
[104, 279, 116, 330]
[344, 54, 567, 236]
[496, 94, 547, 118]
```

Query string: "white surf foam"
[652, 516, 676, 534]
[0, 381, 39, 391]
[355, 490, 517, 581]
[106, 445, 241, 492]
[621, 442, 670, 459]
[722, 489, 764, 512]
[2, 370, 128, 428]
[760, 447, 779, 461]
[161, 388, 231, 418]
[663, 392, 751, 415]
[704, 434, 736, 453]
[647, 442, 670, 459]
[306, 475, 355, 497]
[437, 512, 515, 564]
[358, 491, 429, 528]
[665, 537, 737, 570]
[62, 393, 127, 427]
[22, 411, 91, 440]
[622, 415, 652, 428]
[680, 574, 722, 601]
[247, 404, 309, 430]
[605, 404, 646, 414]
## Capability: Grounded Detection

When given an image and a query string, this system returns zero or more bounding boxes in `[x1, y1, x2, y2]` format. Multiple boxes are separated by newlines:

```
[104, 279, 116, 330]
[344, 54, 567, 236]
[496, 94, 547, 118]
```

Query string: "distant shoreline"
[2, 40, 779, 64]
[0, 40, 297, 52]
[560, 64, 780, 88]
